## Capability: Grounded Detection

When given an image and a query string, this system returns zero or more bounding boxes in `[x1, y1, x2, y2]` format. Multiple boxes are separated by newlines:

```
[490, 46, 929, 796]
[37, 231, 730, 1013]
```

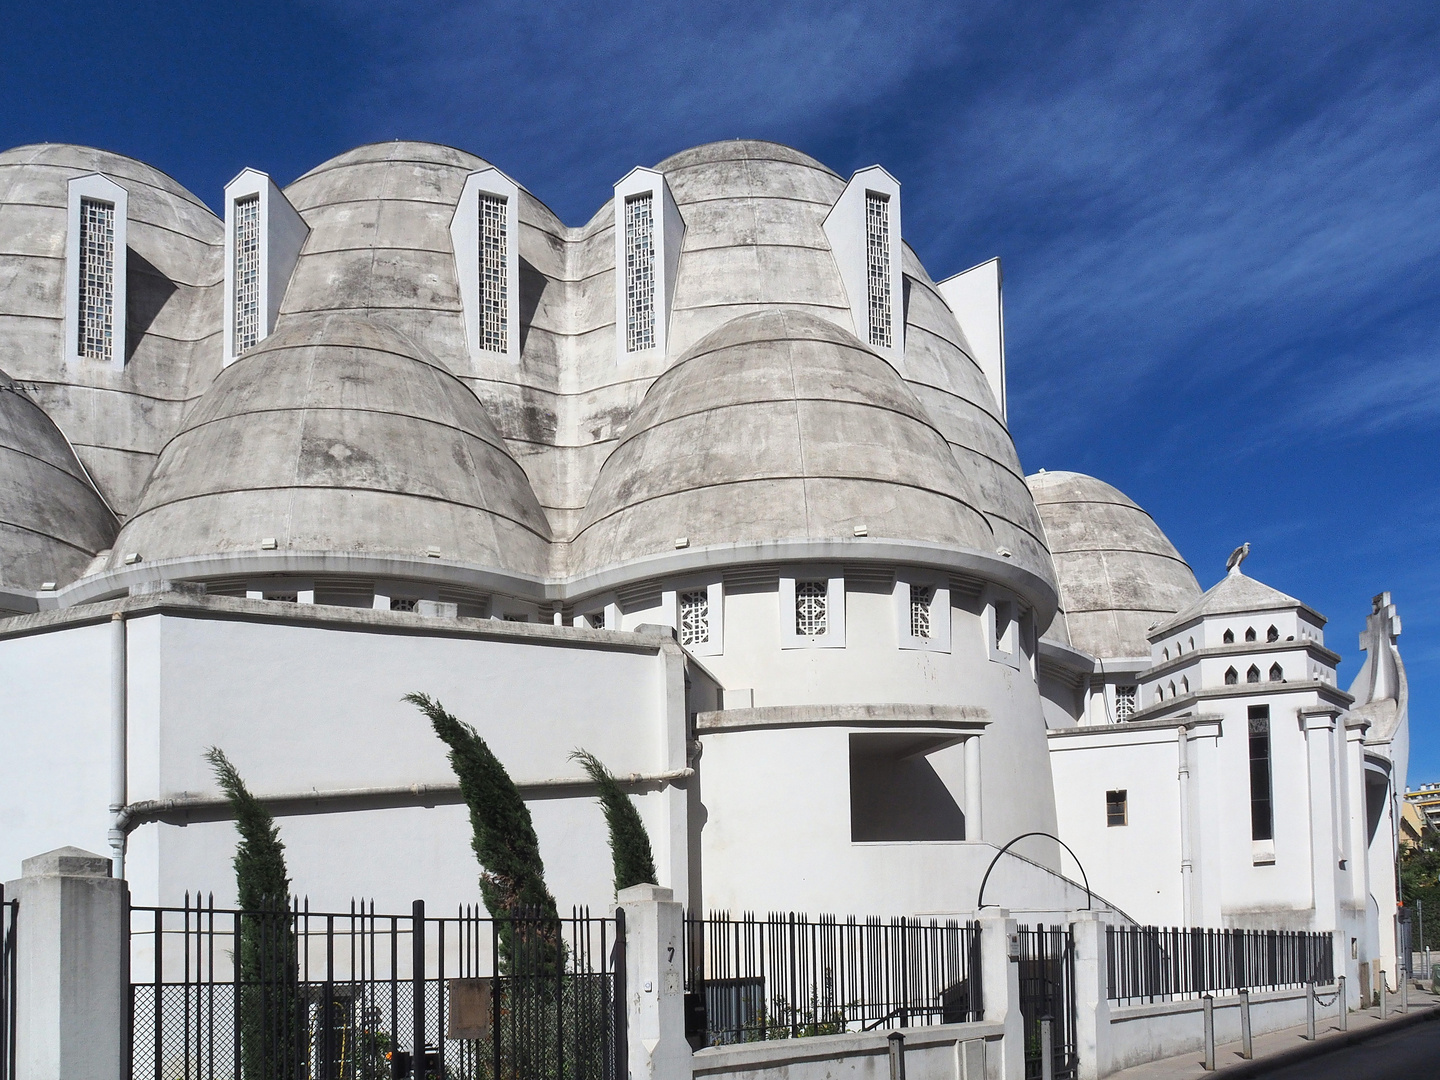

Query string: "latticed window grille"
[233, 195, 261, 354]
[909, 585, 932, 639]
[479, 193, 508, 352]
[1115, 685, 1137, 721]
[625, 193, 655, 351]
[679, 590, 709, 646]
[865, 192, 891, 349]
[77, 198, 116, 360]
[795, 581, 828, 637]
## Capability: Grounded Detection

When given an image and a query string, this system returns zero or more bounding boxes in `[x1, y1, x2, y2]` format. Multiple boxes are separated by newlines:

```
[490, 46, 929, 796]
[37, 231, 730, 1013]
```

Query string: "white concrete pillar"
[1069, 913, 1111, 1080]
[1301, 709, 1340, 928]
[965, 736, 983, 842]
[978, 910, 1023, 1080]
[7, 847, 128, 1080]
[618, 884, 692, 1080]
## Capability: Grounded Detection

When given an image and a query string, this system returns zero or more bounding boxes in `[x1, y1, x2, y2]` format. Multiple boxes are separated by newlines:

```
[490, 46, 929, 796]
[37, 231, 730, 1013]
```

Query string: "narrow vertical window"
[1223, 629, 1235, 644]
[233, 195, 262, 355]
[625, 193, 655, 352]
[796, 581, 828, 637]
[1225, 666, 1239, 685]
[479, 193, 508, 353]
[77, 198, 116, 361]
[1248, 706, 1273, 841]
[1247, 664, 1261, 684]
[1114, 686, 1137, 721]
[865, 192, 891, 349]
[909, 585, 932, 639]
[1269, 663, 1284, 682]
[679, 590, 709, 647]
[1106, 790, 1128, 827]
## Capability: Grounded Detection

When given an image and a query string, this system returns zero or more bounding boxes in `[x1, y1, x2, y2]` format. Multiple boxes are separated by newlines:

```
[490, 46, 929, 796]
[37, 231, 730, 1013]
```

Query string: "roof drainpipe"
[108, 611, 127, 879]
[1178, 724, 1193, 926]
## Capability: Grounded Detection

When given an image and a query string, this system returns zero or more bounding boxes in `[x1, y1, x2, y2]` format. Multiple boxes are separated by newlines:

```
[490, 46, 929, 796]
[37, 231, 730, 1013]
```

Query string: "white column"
[618, 884, 693, 1080]
[1070, 913, 1111, 1080]
[1177, 725, 1194, 926]
[1301, 709, 1340, 929]
[8, 848, 128, 1080]
[978, 910, 1023, 1080]
[965, 735, 984, 842]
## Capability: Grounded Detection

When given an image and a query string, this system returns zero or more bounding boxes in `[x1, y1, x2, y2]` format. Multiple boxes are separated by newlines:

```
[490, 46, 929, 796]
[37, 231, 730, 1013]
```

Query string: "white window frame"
[450, 168, 522, 365]
[821, 165, 905, 370]
[985, 588, 1020, 668]
[612, 167, 685, 364]
[222, 169, 309, 367]
[894, 573, 950, 652]
[779, 569, 845, 649]
[246, 579, 314, 604]
[64, 173, 128, 370]
[662, 581, 723, 656]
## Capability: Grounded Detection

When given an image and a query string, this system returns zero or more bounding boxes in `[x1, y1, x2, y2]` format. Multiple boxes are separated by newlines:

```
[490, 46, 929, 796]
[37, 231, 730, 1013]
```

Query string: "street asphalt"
[1248, 1014, 1440, 1078]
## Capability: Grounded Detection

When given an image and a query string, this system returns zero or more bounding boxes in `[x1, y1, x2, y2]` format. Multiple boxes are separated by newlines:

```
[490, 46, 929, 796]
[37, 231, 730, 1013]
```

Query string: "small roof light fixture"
[853, 524, 868, 537]
[426, 546, 442, 559]
[124, 552, 142, 565]
[40, 581, 57, 591]
[996, 547, 1012, 558]
[259, 537, 277, 550]
[674, 536, 689, 549]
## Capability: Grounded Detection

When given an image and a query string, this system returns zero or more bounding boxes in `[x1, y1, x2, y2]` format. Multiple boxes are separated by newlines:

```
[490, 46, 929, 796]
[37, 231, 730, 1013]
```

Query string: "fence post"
[978, 911, 1023, 1080]
[412, 900, 425, 1077]
[1040, 1017, 1054, 1080]
[1378, 972, 1386, 1018]
[617, 885, 692, 1080]
[1239, 988, 1251, 1059]
[1401, 973, 1408, 1014]
[1201, 995, 1215, 1071]
[1305, 982, 1315, 1040]
[6, 848, 128, 1080]
[1068, 912, 1109, 1080]
[887, 1030, 907, 1080]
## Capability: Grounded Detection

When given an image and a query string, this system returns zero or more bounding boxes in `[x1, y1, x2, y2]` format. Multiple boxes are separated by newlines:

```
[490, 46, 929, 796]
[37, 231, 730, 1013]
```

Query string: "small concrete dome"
[0, 370, 117, 588]
[573, 309, 995, 574]
[1026, 470, 1201, 658]
[110, 314, 552, 575]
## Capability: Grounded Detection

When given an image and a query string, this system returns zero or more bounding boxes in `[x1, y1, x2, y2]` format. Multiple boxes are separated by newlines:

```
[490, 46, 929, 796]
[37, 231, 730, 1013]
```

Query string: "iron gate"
[1018, 925, 1076, 1080]
[128, 895, 623, 1080]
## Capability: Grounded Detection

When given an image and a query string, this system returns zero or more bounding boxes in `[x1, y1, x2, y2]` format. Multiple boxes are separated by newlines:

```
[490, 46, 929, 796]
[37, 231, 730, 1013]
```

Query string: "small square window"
[391, 597, 419, 612]
[1106, 790, 1128, 827]
[796, 581, 828, 636]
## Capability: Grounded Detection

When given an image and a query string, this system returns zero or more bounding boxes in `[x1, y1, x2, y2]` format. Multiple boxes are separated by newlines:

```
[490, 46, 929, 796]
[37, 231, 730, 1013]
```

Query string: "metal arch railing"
[975, 832, 1092, 912]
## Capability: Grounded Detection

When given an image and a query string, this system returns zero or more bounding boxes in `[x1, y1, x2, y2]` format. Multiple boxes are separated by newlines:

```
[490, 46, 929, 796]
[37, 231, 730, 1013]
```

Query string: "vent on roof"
[617, 580, 663, 612]
[723, 565, 781, 593]
[845, 566, 893, 592]
[949, 575, 984, 600]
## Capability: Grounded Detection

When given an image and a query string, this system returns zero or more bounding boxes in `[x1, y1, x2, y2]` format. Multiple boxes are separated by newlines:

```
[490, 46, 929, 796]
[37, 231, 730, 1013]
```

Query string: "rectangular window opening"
[77, 198, 116, 361]
[478, 193, 508, 353]
[1114, 685, 1137, 722]
[864, 192, 891, 349]
[233, 195, 261, 354]
[1248, 705, 1274, 842]
[679, 589, 709, 646]
[909, 584, 932, 639]
[795, 581, 828, 637]
[1106, 789, 1128, 827]
[625, 193, 656, 352]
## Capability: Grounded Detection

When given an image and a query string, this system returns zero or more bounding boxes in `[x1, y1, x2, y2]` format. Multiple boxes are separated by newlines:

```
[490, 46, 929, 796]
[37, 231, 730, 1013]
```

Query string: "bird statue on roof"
[1226, 542, 1250, 574]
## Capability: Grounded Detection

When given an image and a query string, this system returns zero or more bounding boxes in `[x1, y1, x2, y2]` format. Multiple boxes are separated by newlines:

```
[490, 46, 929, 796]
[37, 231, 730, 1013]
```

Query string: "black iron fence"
[1, 887, 15, 1080]
[682, 911, 982, 1046]
[1018, 925, 1076, 1080]
[128, 895, 622, 1080]
[1106, 925, 1334, 1005]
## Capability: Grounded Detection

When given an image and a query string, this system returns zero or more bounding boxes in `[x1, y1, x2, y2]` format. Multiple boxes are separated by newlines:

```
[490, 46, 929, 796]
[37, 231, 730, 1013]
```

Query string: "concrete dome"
[1026, 470, 1201, 658]
[110, 313, 552, 575]
[0, 369, 117, 588]
[573, 309, 995, 574]
[0, 144, 223, 515]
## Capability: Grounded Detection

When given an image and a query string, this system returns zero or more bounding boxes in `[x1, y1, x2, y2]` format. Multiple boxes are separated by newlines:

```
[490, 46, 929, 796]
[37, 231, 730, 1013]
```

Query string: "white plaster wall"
[0, 623, 113, 880]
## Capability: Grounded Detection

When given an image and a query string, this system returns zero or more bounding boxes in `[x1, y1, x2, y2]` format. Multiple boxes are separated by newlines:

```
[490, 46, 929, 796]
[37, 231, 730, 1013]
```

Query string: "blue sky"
[5, 1, 1436, 775]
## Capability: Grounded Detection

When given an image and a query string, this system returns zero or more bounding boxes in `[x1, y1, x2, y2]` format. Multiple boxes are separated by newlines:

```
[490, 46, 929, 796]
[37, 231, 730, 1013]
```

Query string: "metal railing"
[1106, 925, 1334, 1005]
[682, 911, 982, 1046]
[1018, 925, 1076, 1080]
[129, 895, 622, 1080]
[1, 887, 15, 1080]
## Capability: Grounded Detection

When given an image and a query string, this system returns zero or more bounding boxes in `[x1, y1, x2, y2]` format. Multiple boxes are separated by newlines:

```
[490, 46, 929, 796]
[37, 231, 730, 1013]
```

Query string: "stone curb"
[1209, 1003, 1440, 1078]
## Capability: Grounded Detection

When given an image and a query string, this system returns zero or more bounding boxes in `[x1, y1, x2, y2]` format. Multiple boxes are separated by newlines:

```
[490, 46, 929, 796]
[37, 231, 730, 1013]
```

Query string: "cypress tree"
[404, 692, 560, 973]
[205, 747, 300, 1080]
[569, 748, 658, 892]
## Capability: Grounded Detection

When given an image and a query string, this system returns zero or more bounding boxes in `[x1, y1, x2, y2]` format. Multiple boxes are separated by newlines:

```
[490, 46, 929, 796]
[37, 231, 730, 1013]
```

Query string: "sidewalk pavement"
[1106, 986, 1440, 1079]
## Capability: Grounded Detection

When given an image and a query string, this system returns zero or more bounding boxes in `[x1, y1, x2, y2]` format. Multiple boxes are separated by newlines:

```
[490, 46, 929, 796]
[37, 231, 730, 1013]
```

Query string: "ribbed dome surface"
[110, 314, 551, 574]
[0, 370, 117, 588]
[574, 309, 995, 573]
[1026, 470, 1200, 658]
[0, 144, 222, 515]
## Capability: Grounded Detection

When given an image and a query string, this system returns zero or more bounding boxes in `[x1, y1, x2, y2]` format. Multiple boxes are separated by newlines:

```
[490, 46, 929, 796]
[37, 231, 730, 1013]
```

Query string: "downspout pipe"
[108, 611, 127, 878]
[1178, 724, 1193, 926]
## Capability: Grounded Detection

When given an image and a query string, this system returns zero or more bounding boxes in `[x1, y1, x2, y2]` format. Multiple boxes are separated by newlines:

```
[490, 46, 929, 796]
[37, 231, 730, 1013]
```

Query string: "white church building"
[0, 140, 1410, 990]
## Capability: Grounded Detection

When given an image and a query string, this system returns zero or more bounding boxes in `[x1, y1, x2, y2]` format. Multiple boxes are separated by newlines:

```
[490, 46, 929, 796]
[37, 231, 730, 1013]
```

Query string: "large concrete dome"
[573, 309, 996, 574]
[0, 144, 223, 515]
[0, 369, 117, 588]
[109, 313, 552, 575]
[1026, 470, 1200, 658]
